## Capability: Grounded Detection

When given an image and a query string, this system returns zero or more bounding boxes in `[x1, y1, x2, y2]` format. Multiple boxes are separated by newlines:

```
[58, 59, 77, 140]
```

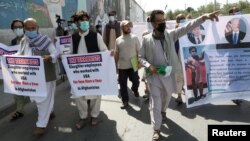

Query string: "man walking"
[139, 10, 219, 141]
[115, 20, 140, 109]
[70, 11, 109, 129]
[16, 18, 57, 136]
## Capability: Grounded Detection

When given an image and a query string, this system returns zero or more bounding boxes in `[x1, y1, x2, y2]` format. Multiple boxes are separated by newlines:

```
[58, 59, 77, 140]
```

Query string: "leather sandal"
[152, 130, 160, 141]
[75, 118, 88, 130]
[10, 111, 24, 122]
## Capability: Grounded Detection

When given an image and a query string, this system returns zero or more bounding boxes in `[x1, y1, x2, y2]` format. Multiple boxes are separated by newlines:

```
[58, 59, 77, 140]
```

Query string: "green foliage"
[165, 0, 250, 20]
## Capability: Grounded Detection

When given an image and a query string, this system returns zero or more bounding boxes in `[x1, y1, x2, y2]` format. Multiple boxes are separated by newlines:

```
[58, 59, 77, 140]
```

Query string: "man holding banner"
[71, 11, 110, 129]
[139, 10, 219, 140]
[15, 18, 57, 136]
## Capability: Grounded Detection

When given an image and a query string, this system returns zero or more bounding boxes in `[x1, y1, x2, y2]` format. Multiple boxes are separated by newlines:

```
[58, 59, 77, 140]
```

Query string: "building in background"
[0, 0, 146, 44]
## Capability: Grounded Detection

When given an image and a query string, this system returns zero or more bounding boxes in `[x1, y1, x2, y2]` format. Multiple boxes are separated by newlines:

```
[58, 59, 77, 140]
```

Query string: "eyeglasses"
[191, 51, 197, 53]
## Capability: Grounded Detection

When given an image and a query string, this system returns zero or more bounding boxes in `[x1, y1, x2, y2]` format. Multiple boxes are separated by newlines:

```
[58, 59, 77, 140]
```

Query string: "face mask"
[235, 11, 241, 15]
[109, 16, 115, 22]
[14, 28, 24, 37]
[25, 31, 38, 39]
[156, 22, 166, 33]
[71, 23, 78, 30]
[180, 19, 187, 24]
[80, 21, 89, 31]
[164, 66, 172, 77]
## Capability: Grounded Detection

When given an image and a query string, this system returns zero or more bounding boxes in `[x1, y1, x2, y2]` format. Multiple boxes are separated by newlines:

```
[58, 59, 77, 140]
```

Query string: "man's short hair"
[228, 8, 234, 15]
[11, 19, 24, 30]
[149, 10, 164, 22]
[74, 11, 90, 22]
[176, 14, 186, 23]
[108, 10, 116, 16]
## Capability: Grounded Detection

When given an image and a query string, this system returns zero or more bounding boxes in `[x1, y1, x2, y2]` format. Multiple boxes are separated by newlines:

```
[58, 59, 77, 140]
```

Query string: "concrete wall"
[0, 0, 146, 45]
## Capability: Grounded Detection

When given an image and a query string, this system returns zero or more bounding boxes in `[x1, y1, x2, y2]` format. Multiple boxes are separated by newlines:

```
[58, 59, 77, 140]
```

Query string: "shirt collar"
[79, 30, 89, 37]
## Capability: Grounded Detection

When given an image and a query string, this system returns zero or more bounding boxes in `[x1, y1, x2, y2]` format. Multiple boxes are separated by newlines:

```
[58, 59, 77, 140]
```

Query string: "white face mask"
[14, 28, 24, 37]
[109, 16, 115, 22]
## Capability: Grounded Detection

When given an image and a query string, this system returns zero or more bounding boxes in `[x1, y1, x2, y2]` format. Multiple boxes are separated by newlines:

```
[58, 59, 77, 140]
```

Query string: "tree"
[166, 10, 174, 20]
[186, 7, 194, 13]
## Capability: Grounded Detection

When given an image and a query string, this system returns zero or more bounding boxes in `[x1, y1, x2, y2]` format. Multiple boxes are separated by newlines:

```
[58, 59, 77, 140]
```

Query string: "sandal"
[91, 117, 98, 126]
[75, 118, 88, 130]
[10, 111, 24, 122]
[152, 130, 160, 141]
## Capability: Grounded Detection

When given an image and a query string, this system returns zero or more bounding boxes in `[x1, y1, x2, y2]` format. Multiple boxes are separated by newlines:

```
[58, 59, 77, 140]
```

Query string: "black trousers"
[118, 68, 140, 103]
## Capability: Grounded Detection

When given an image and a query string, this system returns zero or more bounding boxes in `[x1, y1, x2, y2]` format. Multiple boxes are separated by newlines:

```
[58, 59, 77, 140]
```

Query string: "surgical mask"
[14, 28, 24, 37]
[164, 66, 172, 77]
[156, 22, 166, 33]
[80, 21, 89, 31]
[71, 23, 78, 30]
[235, 11, 241, 15]
[25, 31, 38, 39]
[109, 16, 115, 22]
[180, 19, 187, 23]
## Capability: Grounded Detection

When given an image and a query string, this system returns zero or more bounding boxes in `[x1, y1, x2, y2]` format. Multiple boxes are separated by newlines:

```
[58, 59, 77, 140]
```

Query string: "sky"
[135, 0, 247, 12]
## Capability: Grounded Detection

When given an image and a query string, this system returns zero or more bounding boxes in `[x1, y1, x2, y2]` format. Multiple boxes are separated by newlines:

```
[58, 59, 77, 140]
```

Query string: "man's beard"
[123, 30, 131, 34]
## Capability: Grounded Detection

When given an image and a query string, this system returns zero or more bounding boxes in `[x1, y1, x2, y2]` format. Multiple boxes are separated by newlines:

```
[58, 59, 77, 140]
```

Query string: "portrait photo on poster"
[217, 17, 250, 49]
[187, 25, 205, 45]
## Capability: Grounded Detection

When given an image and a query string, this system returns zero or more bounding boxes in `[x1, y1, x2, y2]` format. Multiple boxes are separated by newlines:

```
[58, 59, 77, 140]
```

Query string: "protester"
[103, 10, 121, 50]
[9, 19, 26, 121]
[15, 18, 57, 136]
[70, 11, 110, 129]
[138, 10, 219, 141]
[115, 20, 140, 109]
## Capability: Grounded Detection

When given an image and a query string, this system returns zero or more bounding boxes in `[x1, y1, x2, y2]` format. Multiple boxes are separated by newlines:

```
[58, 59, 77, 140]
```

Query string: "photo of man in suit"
[188, 25, 205, 44]
[225, 18, 246, 45]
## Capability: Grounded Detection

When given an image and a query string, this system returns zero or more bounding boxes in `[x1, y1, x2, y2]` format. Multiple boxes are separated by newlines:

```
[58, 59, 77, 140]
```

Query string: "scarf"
[27, 34, 51, 51]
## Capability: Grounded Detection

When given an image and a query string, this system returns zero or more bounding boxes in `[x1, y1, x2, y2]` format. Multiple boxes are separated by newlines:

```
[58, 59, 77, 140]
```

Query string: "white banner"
[62, 51, 118, 97]
[1, 55, 47, 97]
[179, 14, 250, 108]
[0, 43, 19, 79]
[55, 35, 72, 54]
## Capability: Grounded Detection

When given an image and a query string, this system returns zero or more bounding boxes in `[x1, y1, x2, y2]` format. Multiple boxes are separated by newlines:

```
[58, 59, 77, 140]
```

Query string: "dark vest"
[33, 49, 57, 82]
[104, 21, 121, 48]
[72, 31, 99, 54]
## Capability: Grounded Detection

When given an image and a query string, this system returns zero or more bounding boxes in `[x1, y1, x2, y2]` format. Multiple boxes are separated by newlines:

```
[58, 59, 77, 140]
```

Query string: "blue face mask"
[25, 31, 38, 39]
[179, 19, 187, 23]
[71, 23, 78, 30]
[14, 28, 24, 37]
[235, 11, 241, 15]
[80, 21, 89, 31]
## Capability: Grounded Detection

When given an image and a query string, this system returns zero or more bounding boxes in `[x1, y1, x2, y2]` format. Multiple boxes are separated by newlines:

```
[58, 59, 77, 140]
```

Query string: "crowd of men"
[6, 6, 244, 141]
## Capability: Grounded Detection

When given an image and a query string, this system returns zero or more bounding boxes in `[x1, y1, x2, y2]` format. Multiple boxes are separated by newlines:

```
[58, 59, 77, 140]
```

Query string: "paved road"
[0, 74, 250, 141]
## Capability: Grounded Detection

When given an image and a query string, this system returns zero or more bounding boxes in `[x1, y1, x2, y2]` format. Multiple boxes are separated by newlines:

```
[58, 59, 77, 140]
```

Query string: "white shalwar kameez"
[16, 41, 57, 128]
[70, 30, 108, 119]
